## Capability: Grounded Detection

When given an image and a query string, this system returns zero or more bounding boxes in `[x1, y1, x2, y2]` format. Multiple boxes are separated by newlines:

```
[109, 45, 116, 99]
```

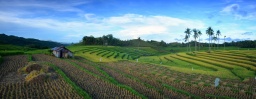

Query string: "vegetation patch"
[114, 52, 119, 58]
[106, 51, 115, 58]
[0, 51, 24, 56]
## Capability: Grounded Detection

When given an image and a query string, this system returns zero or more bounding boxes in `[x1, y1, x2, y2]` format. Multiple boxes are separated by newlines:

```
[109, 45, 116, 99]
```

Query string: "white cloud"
[84, 13, 95, 20]
[220, 4, 256, 20]
[0, 13, 209, 42]
[0, 0, 89, 13]
[103, 14, 206, 42]
[221, 4, 240, 14]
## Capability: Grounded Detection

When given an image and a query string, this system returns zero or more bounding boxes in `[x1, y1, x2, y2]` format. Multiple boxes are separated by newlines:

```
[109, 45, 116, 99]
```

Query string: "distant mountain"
[0, 33, 66, 49]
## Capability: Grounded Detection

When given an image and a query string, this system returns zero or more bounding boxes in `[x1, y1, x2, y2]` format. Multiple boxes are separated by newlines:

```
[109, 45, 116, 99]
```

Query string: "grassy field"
[0, 44, 50, 56]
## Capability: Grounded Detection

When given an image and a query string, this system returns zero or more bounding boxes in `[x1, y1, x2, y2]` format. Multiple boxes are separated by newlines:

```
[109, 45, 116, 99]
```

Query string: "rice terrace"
[1, 0, 256, 99]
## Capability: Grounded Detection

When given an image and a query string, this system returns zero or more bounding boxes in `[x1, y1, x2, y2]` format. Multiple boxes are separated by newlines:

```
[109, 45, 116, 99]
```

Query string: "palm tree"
[206, 27, 214, 51]
[193, 29, 199, 51]
[184, 28, 191, 52]
[198, 30, 202, 51]
[216, 30, 221, 50]
[184, 34, 189, 52]
[213, 36, 218, 50]
[210, 29, 215, 50]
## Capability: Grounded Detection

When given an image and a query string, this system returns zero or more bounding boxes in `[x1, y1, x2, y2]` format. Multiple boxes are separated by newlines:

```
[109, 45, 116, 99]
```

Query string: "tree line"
[81, 34, 168, 47]
[183, 27, 256, 52]
[80, 33, 255, 49]
[184, 27, 222, 52]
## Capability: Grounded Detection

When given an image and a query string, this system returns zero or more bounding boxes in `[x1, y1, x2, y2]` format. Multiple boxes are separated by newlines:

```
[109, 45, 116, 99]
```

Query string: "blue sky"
[0, 0, 256, 43]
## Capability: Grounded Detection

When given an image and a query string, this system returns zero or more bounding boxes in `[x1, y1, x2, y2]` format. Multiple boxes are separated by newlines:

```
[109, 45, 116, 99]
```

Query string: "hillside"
[0, 33, 65, 49]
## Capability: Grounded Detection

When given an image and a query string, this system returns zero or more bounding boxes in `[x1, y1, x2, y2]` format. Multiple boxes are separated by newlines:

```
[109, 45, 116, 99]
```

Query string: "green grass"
[101, 51, 112, 57]
[106, 51, 115, 58]
[0, 44, 51, 56]
[27, 54, 33, 61]
[0, 44, 34, 50]
[0, 51, 24, 56]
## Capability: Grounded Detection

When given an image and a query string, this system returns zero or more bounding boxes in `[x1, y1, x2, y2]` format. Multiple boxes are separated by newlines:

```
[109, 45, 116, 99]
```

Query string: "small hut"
[51, 46, 73, 58]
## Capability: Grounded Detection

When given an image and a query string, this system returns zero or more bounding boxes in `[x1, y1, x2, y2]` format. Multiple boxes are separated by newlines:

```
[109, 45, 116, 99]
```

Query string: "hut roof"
[52, 46, 72, 53]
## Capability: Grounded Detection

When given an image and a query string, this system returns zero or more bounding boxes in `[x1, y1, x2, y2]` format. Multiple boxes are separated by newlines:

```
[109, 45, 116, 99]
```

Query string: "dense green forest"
[0, 33, 65, 49]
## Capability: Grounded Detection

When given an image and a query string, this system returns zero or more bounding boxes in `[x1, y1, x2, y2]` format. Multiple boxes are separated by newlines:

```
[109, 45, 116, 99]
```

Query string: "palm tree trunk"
[211, 36, 212, 50]
[213, 40, 214, 50]
[189, 39, 191, 52]
[209, 35, 210, 51]
[218, 36, 219, 50]
[187, 42, 188, 52]
[195, 39, 196, 51]
[199, 37, 200, 51]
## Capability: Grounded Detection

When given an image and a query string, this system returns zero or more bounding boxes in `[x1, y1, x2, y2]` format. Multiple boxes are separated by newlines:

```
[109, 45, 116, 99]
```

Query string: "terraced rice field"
[1, 53, 256, 98]
[1, 46, 256, 99]
[140, 50, 256, 80]
[68, 46, 157, 62]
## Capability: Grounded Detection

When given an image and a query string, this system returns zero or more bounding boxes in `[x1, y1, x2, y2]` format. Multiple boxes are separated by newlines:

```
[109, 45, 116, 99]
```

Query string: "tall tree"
[216, 30, 221, 50]
[206, 27, 214, 51]
[184, 28, 191, 52]
[193, 29, 199, 51]
[184, 34, 189, 52]
[213, 36, 218, 50]
[198, 30, 202, 51]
